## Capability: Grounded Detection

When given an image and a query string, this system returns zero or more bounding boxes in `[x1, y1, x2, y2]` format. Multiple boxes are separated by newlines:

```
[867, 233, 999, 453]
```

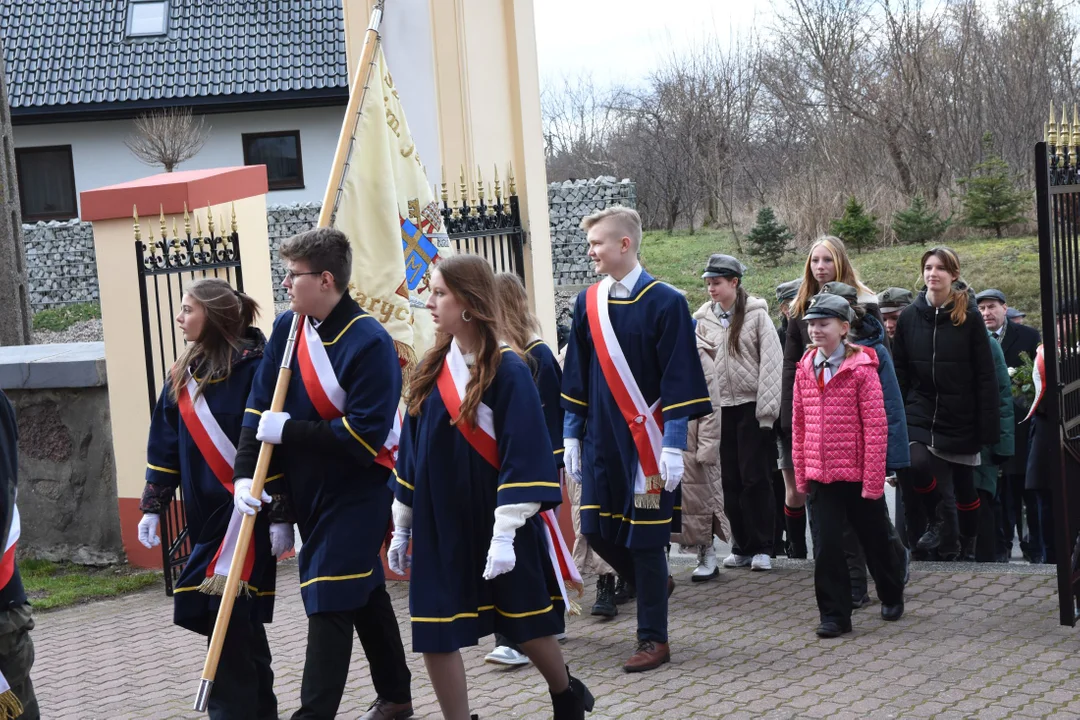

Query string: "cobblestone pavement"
[30, 559, 1080, 719]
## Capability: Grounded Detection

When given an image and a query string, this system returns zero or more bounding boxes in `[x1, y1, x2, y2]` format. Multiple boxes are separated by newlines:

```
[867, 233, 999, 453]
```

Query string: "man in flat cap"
[877, 288, 913, 341]
[974, 288, 1041, 562]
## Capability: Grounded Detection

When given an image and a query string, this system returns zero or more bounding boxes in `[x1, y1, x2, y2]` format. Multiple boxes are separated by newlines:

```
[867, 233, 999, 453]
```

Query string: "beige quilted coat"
[693, 296, 784, 427]
[670, 323, 732, 547]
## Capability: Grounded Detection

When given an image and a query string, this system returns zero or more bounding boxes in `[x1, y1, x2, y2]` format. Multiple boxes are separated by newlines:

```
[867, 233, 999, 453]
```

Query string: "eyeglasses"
[284, 269, 322, 281]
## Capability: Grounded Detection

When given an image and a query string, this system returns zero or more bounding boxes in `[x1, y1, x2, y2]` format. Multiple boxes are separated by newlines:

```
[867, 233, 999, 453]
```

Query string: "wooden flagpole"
[193, 3, 386, 710]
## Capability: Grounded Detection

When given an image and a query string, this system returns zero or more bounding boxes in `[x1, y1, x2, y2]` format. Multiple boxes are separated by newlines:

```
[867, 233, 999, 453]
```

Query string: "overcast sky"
[533, 0, 770, 87]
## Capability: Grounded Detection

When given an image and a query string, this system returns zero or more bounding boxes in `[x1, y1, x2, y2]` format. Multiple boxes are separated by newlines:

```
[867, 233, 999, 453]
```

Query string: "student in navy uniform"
[388, 256, 593, 720]
[0, 389, 38, 720]
[137, 278, 279, 720]
[561, 206, 712, 673]
[485, 272, 572, 667]
[233, 229, 412, 720]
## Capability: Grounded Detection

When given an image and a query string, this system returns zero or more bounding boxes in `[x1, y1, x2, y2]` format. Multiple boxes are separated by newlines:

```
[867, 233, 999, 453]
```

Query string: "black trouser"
[207, 609, 277, 720]
[0, 603, 38, 720]
[820, 496, 906, 600]
[292, 584, 412, 720]
[975, 489, 998, 562]
[810, 482, 906, 624]
[494, 633, 522, 652]
[999, 472, 1026, 557]
[897, 468, 929, 549]
[585, 533, 668, 643]
[1024, 489, 1055, 564]
[720, 403, 775, 556]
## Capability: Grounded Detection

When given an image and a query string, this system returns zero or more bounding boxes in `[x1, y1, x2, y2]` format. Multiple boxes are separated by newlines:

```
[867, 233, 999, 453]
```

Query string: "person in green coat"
[971, 333, 1014, 562]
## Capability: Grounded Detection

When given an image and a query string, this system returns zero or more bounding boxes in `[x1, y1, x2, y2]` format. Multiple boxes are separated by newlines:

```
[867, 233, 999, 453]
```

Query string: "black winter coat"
[892, 290, 1000, 454]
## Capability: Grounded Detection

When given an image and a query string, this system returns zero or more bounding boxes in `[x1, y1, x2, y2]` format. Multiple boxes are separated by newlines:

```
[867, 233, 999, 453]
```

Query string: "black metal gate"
[1034, 129, 1080, 626]
[441, 168, 527, 284]
[135, 208, 244, 595]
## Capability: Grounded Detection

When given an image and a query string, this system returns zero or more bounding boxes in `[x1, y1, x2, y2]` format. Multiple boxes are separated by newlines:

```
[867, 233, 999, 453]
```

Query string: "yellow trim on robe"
[393, 468, 414, 491]
[412, 602, 557, 623]
[300, 570, 373, 588]
[245, 408, 263, 417]
[624, 517, 673, 525]
[561, 393, 588, 407]
[607, 280, 660, 305]
[147, 463, 180, 475]
[553, 448, 565, 456]
[580, 505, 601, 511]
[496, 604, 555, 619]
[264, 473, 284, 484]
[525, 340, 545, 353]
[322, 315, 375, 345]
[498, 482, 561, 491]
[662, 397, 711, 412]
[341, 417, 378, 456]
[172, 585, 201, 593]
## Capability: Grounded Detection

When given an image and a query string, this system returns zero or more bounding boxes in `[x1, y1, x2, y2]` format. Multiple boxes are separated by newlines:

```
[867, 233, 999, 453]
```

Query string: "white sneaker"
[692, 546, 719, 582]
[484, 646, 531, 666]
[722, 553, 752, 568]
[751, 553, 772, 571]
[555, 632, 568, 644]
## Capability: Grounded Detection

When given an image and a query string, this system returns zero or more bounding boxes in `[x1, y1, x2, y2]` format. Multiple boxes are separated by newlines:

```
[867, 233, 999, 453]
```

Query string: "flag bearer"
[233, 228, 413, 720]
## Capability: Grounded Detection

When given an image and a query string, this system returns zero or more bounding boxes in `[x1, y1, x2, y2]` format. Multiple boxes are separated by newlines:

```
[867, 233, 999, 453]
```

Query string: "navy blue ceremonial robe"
[561, 272, 712, 549]
[240, 295, 401, 616]
[394, 349, 564, 653]
[145, 343, 276, 635]
[526, 339, 565, 471]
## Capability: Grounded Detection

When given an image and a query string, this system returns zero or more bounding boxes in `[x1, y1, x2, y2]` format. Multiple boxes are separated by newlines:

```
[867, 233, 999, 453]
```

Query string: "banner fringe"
[198, 575, 251, 598]
[0, 689, 23, 720]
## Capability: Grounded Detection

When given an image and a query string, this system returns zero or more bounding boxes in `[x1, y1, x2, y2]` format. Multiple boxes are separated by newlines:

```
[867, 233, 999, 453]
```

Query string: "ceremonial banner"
[331, 44, 448, 375]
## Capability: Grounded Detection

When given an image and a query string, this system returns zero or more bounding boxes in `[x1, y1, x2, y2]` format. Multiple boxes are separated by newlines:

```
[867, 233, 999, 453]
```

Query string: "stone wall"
[7, 384, 123, 565]
[22, 220, 100, 310]
[548, 177, 636, 288]
[266, 203, 321, 302]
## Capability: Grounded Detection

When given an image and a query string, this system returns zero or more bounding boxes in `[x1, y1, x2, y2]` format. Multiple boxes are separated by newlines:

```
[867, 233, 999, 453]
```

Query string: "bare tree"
[124, 107, 210, 172]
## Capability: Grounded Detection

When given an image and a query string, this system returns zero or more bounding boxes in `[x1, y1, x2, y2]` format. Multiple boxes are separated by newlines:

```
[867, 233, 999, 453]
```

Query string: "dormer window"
[127, 0, 168, 37]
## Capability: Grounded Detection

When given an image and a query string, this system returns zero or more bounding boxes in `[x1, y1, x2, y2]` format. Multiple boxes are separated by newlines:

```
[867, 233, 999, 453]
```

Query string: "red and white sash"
[0, 498, 18, 710]
[438, 341, 581, 612]
[585, 278, 665, 508]
[437, 340, 500, 468]
[177, 375, 255, 593]
[1024, 345, 1046, 423]
[296, 314, 399, 469]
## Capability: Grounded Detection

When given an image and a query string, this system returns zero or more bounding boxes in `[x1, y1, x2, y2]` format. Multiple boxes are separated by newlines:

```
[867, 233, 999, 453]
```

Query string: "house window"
[15, 146, 78, 222]
[127, 0, 168, 37]
[242, 131, 305, 190]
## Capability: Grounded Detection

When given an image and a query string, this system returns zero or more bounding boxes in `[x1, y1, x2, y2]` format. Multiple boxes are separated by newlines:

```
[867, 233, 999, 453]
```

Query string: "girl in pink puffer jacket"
[791, 293, 908, 639]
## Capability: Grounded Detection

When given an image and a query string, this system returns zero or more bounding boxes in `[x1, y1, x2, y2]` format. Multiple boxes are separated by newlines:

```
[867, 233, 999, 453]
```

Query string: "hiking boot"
[590, 574, 617, 618]
[916, 520, 943, 552]
[691, 545, 719, 582]
[613, 575, 635, 605]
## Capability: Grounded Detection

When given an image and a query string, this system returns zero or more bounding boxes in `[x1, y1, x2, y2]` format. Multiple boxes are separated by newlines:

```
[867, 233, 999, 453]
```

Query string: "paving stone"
[26, 563, 1080, 718]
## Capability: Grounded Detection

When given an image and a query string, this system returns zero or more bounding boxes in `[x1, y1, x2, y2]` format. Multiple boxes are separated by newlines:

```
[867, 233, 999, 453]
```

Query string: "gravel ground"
[32, 318, 104, 345]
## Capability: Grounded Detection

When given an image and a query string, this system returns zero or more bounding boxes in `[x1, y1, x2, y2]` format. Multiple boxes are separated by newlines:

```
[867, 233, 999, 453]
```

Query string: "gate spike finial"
[159, 204, 167, 240]
[184, 202, 191, 237]
[195, 212, 203, 240]
[219, 212, 226, 238]
[1049, 101, 1058, 147]
[494, 164, 502, 201]
[459, 165, 468, 207]
[1071, 104, 1079, 149]
[1062, 104, 1069, 139]
[231, 203, 237, 235]
[486, 183, 496, 216]
[133, 205, 141, 241]
[477, 165, 485, 201]
[507, 162, 517, 196]
[172, 218, 179, 242]
[207, 204, 215, 237]
[1045, 121, 1050, 144]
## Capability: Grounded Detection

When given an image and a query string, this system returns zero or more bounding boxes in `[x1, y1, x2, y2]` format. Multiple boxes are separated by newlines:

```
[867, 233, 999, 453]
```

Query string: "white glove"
[269, 523, 294, 558]
[256, 411, 291, 445]
[483, 535, 516, 580]
[387, 527, 412, 575]
[137, 513, 161, 549]
[233, 478, 271, 516]
[564, 438, 581, 483]
[660, 447, 685, 492]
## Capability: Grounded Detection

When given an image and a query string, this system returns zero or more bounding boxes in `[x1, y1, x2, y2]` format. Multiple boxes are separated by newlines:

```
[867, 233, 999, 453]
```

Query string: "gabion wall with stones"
[549, 176, 636, 288]
[267, 202, 321, 303]
[22, 220, 100, 310]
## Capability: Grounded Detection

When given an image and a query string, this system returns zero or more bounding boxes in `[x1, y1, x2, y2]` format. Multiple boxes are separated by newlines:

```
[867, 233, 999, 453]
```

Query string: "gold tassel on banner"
[0, 689, 23, 720]
[197, 574, 251, 599]
[634, 474, 664, 509]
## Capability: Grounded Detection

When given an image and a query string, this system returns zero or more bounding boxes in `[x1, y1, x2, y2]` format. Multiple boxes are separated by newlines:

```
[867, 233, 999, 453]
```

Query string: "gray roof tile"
[1, 0, 348, 110]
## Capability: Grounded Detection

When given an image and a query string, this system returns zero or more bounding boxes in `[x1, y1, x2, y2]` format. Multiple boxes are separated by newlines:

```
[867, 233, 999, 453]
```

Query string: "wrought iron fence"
[1035, 106, 1080, 625]
[134, 205, 244, 595]
[440, 164, 526, 284]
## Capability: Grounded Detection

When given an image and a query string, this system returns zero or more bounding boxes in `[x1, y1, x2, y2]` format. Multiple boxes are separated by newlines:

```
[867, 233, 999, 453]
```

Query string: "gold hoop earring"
[462, 310, 472, 322]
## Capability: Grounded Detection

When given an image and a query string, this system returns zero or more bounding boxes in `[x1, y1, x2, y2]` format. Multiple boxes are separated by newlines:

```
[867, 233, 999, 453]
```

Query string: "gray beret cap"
[775, 279, 802, 303]
[877, 287, 913, 313]
[701, 253, 746, 279]
[975, 289, 1007, 305]
[803, 293, 854, 323]
[821, 281, 858, 304]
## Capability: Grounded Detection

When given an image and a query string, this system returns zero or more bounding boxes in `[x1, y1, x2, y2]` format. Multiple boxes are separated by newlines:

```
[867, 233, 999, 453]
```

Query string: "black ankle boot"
[551, 667, 595, 719]
[785, 505, 808, 559]
[613, 574, 635, 605]
[590, 574, 617, 618]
